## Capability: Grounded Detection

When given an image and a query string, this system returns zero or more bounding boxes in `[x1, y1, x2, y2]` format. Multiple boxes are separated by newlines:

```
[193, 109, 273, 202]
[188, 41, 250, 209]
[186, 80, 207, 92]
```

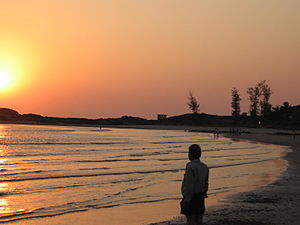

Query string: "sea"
[0, 124, 289, 225]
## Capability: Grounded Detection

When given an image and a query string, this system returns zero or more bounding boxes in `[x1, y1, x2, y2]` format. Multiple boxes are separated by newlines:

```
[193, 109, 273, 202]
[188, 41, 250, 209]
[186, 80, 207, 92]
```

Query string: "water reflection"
[0, 183, 9, 215]
[0, 182, 8, 190]
[0, 124, 10, 157]
[0, 125, 9, 215]
[0, 198, 8, 213]
[0, 158, 7, 164]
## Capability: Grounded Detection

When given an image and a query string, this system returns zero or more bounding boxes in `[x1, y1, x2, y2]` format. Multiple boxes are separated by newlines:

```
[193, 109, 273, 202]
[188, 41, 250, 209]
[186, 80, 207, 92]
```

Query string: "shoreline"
[148, 127, 300, 225]
[2, 124, 299, 225]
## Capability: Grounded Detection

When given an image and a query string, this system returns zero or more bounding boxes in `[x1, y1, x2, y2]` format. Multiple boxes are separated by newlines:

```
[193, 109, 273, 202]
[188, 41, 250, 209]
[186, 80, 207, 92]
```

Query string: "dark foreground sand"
[148, 128, 300, 225]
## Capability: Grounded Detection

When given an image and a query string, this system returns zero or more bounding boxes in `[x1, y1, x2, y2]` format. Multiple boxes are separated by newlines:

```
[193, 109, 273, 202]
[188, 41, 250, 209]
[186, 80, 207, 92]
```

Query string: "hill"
[156, 113, 234, 126]
[0, 108, 20, 120]
[0, 106, 299, 129]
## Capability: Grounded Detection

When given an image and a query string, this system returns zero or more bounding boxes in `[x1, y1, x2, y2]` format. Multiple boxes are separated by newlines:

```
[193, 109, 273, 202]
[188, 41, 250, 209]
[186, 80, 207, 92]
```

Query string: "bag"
[180, 198, 190, 215]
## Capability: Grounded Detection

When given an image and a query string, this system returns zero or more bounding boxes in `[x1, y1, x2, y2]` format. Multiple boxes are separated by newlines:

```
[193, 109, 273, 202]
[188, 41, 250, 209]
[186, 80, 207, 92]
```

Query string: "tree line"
[187, 80, 293, 119]
[231, 80, 273, 118]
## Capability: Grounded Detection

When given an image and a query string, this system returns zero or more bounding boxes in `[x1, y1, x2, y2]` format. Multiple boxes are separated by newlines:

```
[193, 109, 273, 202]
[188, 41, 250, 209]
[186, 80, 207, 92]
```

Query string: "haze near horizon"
[0, 0, 299, 119]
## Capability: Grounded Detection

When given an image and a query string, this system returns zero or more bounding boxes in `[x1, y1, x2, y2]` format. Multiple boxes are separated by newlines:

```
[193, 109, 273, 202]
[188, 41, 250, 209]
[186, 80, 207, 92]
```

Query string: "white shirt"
[181, 159, 209, 202]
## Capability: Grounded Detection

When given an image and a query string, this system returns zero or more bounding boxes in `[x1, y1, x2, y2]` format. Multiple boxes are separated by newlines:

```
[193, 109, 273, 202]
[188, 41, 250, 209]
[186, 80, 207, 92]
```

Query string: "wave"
[7, 178, 145, 197]
[12, 129, 76, 133]
[0, 191, 12, 196]
[210, 158, 276, 169]
[76, 158, 146, 163]
[2, 157, 276, 184]
[104, 182, 154, 199]
[204, 146, 258, 152]
[90, 129, 112, 132]
[0, 141, 129, 146]
[0, 209, 35, 223]
[158, 158, 185, 161]
[128, 151, 172, 157]
[1, 170, 44, 176]
[150, 140, 226, 144]
[1, 168, 182, 183]
[38, 129, 76, 132]
[79, 167, 110, 171]
[207, 151, 270, 159]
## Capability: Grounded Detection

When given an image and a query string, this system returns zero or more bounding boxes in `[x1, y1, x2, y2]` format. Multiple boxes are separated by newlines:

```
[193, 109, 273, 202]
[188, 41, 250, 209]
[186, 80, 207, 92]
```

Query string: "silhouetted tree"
[258, 80, 272, 117]
[247, 85, 261, 117]
[231, 87, 241, 117]
[247, 80, 273, 117]
[281, 102, 292, 121]
[281, 101, 292, 111]
[270, 102, 293, 124]
[187, 92, 200, 114]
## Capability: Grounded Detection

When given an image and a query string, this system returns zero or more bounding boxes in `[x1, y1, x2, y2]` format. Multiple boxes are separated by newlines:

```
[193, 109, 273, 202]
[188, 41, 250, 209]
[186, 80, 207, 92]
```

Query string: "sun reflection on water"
[0, 126, 10, 215]
[0, 183, 8, 189]
[0, 155, 8, 176]
[0, 198, 8, 211]
[0, 183, 10, 214]
[0, 158, 7, 164]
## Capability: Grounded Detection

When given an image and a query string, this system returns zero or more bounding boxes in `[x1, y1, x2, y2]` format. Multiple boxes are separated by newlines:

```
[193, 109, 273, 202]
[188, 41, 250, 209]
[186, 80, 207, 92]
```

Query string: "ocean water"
[0, 124, 288, 224]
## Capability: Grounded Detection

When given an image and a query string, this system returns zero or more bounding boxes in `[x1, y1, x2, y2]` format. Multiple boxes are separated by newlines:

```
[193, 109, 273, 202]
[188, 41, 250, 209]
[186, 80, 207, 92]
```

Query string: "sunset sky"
[0, 0, 299, 119]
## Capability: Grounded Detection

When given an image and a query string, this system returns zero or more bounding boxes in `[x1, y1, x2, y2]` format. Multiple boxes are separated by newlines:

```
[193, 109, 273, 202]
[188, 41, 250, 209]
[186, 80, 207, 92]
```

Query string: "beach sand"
[148, 127, 300, 225]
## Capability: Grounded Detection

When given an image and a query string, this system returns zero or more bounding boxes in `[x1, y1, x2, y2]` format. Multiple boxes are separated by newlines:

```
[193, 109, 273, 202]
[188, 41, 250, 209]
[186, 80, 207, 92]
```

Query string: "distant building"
[157, 114, 167, 120]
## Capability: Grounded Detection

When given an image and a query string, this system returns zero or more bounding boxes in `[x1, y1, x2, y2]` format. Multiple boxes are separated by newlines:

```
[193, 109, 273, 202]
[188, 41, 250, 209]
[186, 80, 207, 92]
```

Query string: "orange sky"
[0, 0, 299, 119]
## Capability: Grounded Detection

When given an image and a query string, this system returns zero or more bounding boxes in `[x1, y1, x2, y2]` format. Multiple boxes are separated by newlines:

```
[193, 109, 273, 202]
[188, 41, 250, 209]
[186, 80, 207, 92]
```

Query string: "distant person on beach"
[181, 144, 209, 225]
[213, 128, 219, 138]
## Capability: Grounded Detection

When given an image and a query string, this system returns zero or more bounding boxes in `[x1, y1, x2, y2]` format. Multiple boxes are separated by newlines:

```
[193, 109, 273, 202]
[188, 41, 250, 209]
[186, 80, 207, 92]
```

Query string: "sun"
[0, 70, 12, 90]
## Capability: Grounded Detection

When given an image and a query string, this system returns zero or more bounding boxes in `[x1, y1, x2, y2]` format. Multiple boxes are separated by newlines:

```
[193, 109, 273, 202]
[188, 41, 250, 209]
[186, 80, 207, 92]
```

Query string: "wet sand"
[149, 127, 300, 225]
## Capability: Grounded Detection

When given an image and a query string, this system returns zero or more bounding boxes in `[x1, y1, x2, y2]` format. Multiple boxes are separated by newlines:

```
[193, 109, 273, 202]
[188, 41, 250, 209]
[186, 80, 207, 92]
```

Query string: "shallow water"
[0, 125, 288, 224]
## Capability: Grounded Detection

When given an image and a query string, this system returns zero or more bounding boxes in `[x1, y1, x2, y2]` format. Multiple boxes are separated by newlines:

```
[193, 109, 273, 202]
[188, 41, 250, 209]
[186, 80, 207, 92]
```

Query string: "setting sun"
[0, 70, 12, 90]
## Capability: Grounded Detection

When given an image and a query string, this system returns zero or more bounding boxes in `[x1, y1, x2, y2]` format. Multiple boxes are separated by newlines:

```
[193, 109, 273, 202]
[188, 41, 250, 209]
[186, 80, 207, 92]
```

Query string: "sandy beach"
[148, 127, 300, 225]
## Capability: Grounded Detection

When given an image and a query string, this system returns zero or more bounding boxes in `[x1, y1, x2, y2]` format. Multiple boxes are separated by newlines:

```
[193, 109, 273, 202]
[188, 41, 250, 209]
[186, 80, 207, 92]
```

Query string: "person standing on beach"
[181, 144, 209, 225]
